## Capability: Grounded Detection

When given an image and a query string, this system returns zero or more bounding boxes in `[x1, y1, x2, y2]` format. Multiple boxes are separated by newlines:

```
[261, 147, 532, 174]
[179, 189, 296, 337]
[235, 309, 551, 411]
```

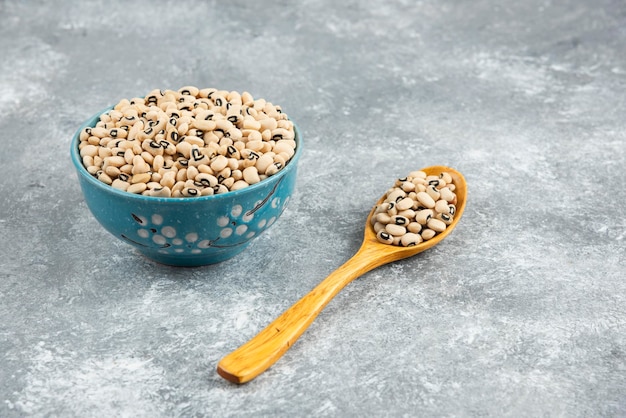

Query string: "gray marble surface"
[1, 0, 625, 416]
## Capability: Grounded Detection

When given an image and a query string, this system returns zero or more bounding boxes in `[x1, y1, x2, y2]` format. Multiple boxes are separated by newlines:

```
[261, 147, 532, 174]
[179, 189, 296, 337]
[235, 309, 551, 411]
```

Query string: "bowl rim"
[71, 106, 303, 204]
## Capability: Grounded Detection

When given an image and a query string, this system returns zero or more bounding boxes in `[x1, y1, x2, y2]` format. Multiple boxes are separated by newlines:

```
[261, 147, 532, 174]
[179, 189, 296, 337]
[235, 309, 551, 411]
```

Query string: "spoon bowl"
[217, 165, 466, 383]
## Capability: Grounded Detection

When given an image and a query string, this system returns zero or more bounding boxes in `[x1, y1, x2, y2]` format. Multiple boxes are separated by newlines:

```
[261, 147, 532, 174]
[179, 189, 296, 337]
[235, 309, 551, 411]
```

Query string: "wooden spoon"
[217, 165, 467, 384]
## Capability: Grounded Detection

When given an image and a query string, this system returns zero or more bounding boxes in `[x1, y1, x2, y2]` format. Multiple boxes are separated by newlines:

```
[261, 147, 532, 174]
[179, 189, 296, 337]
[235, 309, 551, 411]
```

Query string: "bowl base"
[137, 245, 249, 267]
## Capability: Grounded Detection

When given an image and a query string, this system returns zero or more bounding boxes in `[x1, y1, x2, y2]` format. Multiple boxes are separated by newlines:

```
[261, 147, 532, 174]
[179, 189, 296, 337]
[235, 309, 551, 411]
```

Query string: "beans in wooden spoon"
[217, 165, 467, 384]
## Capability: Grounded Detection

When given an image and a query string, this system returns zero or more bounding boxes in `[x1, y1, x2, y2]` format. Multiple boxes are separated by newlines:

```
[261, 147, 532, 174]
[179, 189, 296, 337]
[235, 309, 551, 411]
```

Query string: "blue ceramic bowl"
[71, 107, 302, 266]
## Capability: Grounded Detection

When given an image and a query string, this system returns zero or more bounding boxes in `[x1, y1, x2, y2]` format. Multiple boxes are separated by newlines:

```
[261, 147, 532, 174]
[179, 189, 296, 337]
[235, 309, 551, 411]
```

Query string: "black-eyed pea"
[192, 118, 216, 132]
[177, 122, 189, 136]
[407, 222, 422, 234]
[415, 209, 434, 225]
[255, 153, 275, 174]
[273, 140, 295, 159]
[176, 168, 188, 182]
[114, 99, 131, 111]
[198, 87, 217, 99]
[261, 129, 272, 141]
[79, 144, 98, 158]
[437, 212, 454, 226]
[152, 155, 165, 172]
[111, 179, 130, 191]
[401, 233, 423, 247]
[142, 139, 164, 157]
[182, 186, 201, 197]
[447, 183, 456, 192]
[176, 141, 193, 159]
[227, 90, 242, 104]
[385, 201, 398, 216]
[439, 187, 455, 203]
[203, 131, 219, 145]
[258, 116, 277, 132]
[131, 173, 151, 184]
[373, 222, 385, 233]
[277, 119, 292, 130]
[265, 162, 282, 176]
[214, 184, 229, 194]
[120, 164, 133, 174]
[396, 197, 414, 211]
[189, 147, 210, 166]
[82, 155, 94, 167]
[274, 153, 288, 167]
[197, 164, 214, 175]
[246, 140, 264, 152]
[230, 180, 249, 191]
[376, 212, 392, 224]
[87, 165, 99, 175]
[210, 155, 228, 172]
[386, 189, 406, 204]
[105, 165, 121, 178]
[376, 230, 394, 245]
[97, 171, 113, 185]
[151, 172, 162, 183]
[242, 166, 260, 185]
[416, 192, 436, 209]
[243, 116, 261, 130]
[427, 218, 447, 232]
[183, 136, 204, 147]
[186, 165, 199, 181]
[401, 181, 415, 192]
[132, 155, 150, 174]
[201, 187, 215, 196]
[161, 171, 177, 188]
[127, 120, 144, 141]
[385, 223, 406, 236]
[440, 172, 452, 184]
[171, 180, 185, 193]
[151, 186, 172, 198]
[90, 127, 109, 138]
[216, 167, 231, 184]
[178, 86, 199, 96]
[246, 130, 263, 142]
[426, 185, 440, 201]
[391, 215, 409, 226]
[87, 136, 101, 146]
[232, 169, 243, 181]
[421, 228, 436, 241]
[195, 172, 218, 188]
[435, 199, 450, 214]
[221, 177, 235, 189]
[159, 140, 176, 155]
[224, 144, 240, 160]
[93, 156, 103, 167]
[103, 156, 126, 168]
[98, 147, 112, 158]
[241, 91, 254, 105]
[225, 127, 243, 141]
[140, 151, 154, 165]
[80, 127, 92, 141]
[127, 183, 147, 194]
[448, 204, 456, 216]
[123, 148, 134, 165]
[398, 209, 415, 219]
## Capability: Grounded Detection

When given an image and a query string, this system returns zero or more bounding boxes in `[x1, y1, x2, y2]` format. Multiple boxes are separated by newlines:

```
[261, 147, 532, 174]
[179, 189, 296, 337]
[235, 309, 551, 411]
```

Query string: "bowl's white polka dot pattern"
[126, 195, 290, 255]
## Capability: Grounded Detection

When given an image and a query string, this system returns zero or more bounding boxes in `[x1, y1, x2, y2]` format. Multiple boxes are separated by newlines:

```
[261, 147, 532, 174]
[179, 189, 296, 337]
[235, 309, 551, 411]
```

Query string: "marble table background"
[1, 0, 624, 416]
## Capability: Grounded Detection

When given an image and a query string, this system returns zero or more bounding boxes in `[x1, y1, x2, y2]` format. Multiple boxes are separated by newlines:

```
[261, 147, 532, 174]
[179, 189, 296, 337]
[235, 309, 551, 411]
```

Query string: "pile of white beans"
[371, 171, 458, 246]
[78, 87, 296, 197]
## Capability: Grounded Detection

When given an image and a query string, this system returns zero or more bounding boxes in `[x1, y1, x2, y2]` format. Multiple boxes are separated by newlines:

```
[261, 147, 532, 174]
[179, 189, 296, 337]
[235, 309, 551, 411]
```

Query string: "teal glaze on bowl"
[71, 107, 302, 266]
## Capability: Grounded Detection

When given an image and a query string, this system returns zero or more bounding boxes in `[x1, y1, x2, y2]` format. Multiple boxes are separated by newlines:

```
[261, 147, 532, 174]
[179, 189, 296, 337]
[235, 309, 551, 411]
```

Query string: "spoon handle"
[217, 244, 383, 384]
